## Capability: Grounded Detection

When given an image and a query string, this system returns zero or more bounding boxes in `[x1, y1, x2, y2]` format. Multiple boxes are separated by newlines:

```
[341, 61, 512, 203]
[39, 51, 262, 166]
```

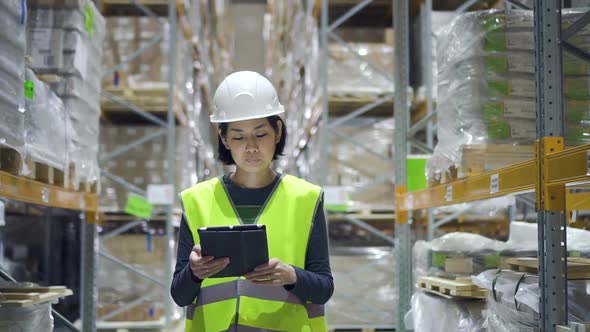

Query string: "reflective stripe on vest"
[185, 280, 325, 321]
[180, 174, 326, 332]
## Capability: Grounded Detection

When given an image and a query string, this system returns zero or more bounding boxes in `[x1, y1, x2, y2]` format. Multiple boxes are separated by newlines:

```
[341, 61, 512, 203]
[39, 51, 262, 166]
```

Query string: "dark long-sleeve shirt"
[171, 174, 334, 307]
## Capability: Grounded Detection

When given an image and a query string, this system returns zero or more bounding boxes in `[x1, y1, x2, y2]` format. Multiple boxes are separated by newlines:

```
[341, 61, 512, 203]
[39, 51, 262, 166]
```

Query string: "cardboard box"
[27, 28, 65, 71]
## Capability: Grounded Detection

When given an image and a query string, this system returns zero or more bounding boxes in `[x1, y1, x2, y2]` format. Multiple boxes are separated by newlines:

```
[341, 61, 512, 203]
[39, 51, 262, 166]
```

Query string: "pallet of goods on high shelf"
[100, 15, 195, 124]
[0, 0, 27, 177]
[0, 283, 73, 331]
[427, 9, 590, 184]
[26, 0, 106, 191]
[23, 69, 68, 187]
[99, 126, 197, 213]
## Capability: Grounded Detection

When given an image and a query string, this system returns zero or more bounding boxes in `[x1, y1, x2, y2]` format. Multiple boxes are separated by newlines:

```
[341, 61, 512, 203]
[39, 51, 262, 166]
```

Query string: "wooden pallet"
[0, 147, 67, 187]
[503, 257, 590, 280]
[0, 286, 73, 307]
[101, 86, 187, 125]
[418, 276, 487, 299]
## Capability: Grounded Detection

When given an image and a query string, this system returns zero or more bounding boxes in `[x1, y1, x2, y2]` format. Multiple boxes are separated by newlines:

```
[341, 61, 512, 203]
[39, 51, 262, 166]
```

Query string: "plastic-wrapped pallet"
[472, 269, 590, 331]
[0, 0, 26, 166]
[413, 232, 505, 280]
[102, 16, 195, 108]
[328, 43, 395, 97]
[428, 9, 590, 182]
[24, 69, 68, 173]
[0, 302, 54, 331]
[27, 0, 106, 189]
[404, 291, 486, 332]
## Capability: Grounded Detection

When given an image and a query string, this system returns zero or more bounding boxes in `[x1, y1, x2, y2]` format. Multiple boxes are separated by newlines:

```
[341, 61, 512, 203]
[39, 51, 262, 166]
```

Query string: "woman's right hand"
[189, 244, 230, 280]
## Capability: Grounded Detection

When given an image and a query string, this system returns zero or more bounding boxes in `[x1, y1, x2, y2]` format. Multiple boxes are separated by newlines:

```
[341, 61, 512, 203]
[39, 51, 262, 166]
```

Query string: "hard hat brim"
[210, 108, 285, 123]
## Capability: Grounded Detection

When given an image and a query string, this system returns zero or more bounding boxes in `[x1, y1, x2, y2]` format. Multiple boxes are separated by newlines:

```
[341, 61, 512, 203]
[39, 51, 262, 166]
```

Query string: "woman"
[171, 71, 334, 331]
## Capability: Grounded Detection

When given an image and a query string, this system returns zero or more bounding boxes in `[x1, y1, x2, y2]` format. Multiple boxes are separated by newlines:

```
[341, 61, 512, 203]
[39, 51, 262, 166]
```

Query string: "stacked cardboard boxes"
[27, 0, 106, 188]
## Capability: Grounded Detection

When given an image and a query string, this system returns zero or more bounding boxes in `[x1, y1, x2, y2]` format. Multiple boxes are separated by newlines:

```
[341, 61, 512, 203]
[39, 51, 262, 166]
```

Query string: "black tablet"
[197, 224, 269, 278]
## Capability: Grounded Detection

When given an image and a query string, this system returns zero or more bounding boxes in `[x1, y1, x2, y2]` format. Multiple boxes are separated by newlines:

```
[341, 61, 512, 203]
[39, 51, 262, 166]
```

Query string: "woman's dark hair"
[217, 115, 287, 165]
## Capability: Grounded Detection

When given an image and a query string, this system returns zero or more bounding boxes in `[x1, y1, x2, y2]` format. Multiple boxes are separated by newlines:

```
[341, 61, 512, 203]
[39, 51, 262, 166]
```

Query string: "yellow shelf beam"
[546, 143, 590, 185]
[397, 159, 535, 211]
[0, 171, 98, 212]
[398, 143, 590, 212]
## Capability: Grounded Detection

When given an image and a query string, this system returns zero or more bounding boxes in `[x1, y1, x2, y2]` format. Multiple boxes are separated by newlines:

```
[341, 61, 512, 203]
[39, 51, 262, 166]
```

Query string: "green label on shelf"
[485, 56, 508, 73]
[85, 4, 94, 37]
[485, 253, 502, 268]
[569, 251, 581, 258]
[407, 157, 428, 192]
[489, 80, 510, 97]
[432, 252, 447, 267]
[482, 102, 504, 122]
[24, 80, 34, 100]
[125, 195, 153, 219]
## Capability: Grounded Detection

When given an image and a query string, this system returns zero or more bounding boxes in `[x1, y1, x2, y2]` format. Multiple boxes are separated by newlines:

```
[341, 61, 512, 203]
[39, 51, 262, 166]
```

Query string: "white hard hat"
[211, 71, 285, 123]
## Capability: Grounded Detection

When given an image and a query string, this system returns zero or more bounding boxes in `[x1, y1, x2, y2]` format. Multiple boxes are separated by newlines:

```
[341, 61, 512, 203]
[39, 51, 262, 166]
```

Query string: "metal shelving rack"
[319, 0, 423, 329]
[397, 0, 590, 330]
[89, 0, 183, 330]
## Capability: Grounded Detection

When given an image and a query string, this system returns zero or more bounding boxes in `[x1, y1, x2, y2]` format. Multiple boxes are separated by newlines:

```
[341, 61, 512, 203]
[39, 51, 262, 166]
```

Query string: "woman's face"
[221, 118, 281, 173]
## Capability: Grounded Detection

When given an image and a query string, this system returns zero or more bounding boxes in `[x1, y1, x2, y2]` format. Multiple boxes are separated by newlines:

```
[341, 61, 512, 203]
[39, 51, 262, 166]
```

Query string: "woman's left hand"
[244, 258, 297, 286]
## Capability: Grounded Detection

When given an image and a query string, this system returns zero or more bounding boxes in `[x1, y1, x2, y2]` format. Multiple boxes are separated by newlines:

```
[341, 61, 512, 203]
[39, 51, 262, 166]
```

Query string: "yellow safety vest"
[180, 174, 327, 332]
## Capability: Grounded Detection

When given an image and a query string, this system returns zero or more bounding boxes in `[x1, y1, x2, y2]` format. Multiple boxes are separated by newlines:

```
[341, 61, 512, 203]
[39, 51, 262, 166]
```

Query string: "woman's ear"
[218, 129, 229, 149]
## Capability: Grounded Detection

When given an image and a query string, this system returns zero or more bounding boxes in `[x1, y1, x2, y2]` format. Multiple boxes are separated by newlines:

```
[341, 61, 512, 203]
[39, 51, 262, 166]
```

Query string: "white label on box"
[507, 54, 535, 73]
[446, 185, 453, 202]
[506, 31, 534, 50]
[324, 186, 349, 206]
[510, 120, 537, 139]
[30, 29, 52, 50]
[405, 194, 414, 210]
[147, 184, 175, 205]
[490, 174, 500, 194]
[126, 160, 137, 168]
[504, 99, 536, 119]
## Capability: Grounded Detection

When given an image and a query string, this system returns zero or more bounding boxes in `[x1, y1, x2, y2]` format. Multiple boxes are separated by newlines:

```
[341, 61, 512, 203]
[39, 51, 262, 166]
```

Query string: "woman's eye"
[256, 134, 267, 138]
[232, 137, 244, 141]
